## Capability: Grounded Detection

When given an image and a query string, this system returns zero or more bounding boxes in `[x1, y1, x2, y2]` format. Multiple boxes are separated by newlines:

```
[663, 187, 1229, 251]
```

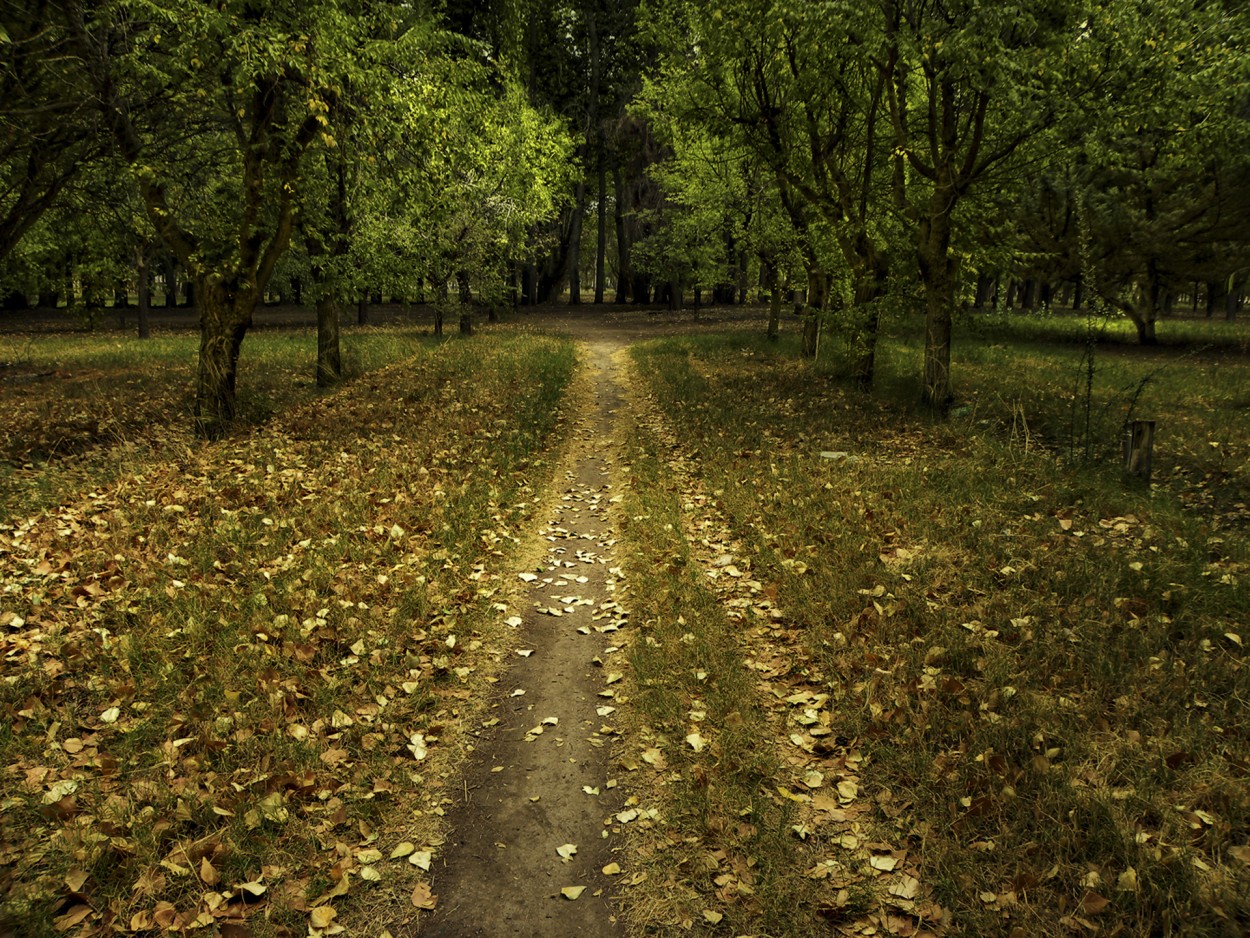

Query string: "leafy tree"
[880, 0, 1081, 406]
[0, 1, 108, 265]
[73, 0, 411, 435]
[1072, 0, 1250, 342]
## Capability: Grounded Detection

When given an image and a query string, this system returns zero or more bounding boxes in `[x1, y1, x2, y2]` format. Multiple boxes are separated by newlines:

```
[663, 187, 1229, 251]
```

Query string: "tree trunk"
[135, 246, 151, 339]
[767, 267, 782, 342]
[567, 179, 585, 305]
[801, 268, 825, 358]
[523, 263, 537, 306]
[1072, 275, 1084, 311]
[974, 272, 995, 309]
[1021, 278, 1037, 311]
[357, 296, 368, 325]
[457, 271, 474, 334]
[614, 164, 631, 304]
[194, 279, 256, 438]
[163, 256, 177, 308]
[849, 260, 887, 390]
[595, 155, 606, 304]
[1133, 314, 1158, 344]
[1207, 280, 1223, 318]
[920, 185, 956, 409]
[316, 295, 341, 387]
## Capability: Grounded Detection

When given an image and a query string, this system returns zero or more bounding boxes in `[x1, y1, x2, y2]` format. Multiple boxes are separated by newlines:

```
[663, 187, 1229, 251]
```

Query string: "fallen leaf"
[602, 863, 622, 875]
[411, 882, 437, 910]
[703, 910, 723, 925]
[557, 843, 578, 861]
[310, 907, 337, 929]
[1082, 891, 1110, 915]
[199, 857, 220, 886]
[561, 886, 586, 900]
[410, 851, 432, 871]
[390, 842, 415, 859]
[52, 904, 93, 931]
[889, 875, 920, 899]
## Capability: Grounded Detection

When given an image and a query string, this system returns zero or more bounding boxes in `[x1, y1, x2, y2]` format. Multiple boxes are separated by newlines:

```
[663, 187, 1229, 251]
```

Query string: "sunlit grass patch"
[631, 331, 1250, 936]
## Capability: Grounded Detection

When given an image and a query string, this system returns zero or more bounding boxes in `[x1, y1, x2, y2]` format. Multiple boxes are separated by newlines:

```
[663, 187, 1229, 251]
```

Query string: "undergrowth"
[630, 331, 1250, 936]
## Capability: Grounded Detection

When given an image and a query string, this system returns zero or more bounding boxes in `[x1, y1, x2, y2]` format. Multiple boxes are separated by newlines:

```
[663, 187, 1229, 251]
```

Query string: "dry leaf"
[199, 857, 220, 887]
[411, 882, 437, 910]
[310, 907, 337, 929]
[561, 886, 586, 900]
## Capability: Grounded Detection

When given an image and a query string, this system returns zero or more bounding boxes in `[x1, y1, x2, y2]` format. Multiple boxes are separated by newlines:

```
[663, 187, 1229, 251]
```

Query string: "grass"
[626, 327, 1250, 935]
[0, 325, 434, 523]
[0, 331, 576, 936]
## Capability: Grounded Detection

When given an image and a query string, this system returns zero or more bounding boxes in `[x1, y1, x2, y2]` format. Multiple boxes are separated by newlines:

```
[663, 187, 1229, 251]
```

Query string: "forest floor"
[1, 305, 1247, 937]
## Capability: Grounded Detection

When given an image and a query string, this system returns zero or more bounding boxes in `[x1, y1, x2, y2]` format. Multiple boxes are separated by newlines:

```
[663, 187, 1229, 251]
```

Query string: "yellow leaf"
[310, 907, 336, 929]
[561, 886, 586, 900]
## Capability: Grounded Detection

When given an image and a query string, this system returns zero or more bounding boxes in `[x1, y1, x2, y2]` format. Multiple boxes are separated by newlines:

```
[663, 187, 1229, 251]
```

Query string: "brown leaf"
[52, 904, 93, 931]
[411, 882, 438, 910]
[1081, 891, 1110, 915]
[200, 857, 220, 887]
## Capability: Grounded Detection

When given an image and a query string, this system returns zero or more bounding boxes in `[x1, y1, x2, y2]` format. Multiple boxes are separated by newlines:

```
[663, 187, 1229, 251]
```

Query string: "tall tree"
[880, 0, 1079, 407]
[75, 0, 372, 435]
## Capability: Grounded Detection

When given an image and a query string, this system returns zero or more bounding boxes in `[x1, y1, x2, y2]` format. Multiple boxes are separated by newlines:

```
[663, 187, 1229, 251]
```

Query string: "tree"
[75, 0, 383, 435]
[0, 1, 108, 265]
[880, 0, 1080, 406]
[1072, 0, 1250, 342]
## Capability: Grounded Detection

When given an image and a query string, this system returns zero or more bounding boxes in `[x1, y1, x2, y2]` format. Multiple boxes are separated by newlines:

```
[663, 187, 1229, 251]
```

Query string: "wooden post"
[1123, 420, 1156, 482]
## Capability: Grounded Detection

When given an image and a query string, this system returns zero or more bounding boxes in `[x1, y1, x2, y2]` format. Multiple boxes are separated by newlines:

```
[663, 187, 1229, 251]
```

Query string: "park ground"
[1, 304, 1248, 936]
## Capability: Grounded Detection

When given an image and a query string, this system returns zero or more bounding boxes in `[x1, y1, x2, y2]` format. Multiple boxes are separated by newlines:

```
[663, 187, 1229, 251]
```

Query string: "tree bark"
[595, 155, 607, 304]
[567, 180, 585, 304]
[316, 295, 341, 387]
[849, 260, 887, 390]
[194, 279, 256, 438]
[801, 268, 826, 358]
[920, 181, 956, 409]
[457, 270, 474, 334]
[767, 267, 782, 342]
[135, 246, 151, 339]
[614, 164, 631, 304]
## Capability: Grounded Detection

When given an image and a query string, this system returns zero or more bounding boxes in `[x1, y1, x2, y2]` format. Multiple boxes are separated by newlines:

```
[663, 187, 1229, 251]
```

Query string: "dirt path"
[420, 340, 633, 936]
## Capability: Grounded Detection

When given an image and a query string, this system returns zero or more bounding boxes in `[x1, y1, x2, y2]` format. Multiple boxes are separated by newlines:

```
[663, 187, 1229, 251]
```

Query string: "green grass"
[0, 333, 576, 935]
[629, 328, 1250, 936]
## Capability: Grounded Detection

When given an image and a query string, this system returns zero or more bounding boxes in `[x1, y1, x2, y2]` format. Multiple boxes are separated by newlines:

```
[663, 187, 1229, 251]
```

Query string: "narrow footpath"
[420, 341, 631, 936]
